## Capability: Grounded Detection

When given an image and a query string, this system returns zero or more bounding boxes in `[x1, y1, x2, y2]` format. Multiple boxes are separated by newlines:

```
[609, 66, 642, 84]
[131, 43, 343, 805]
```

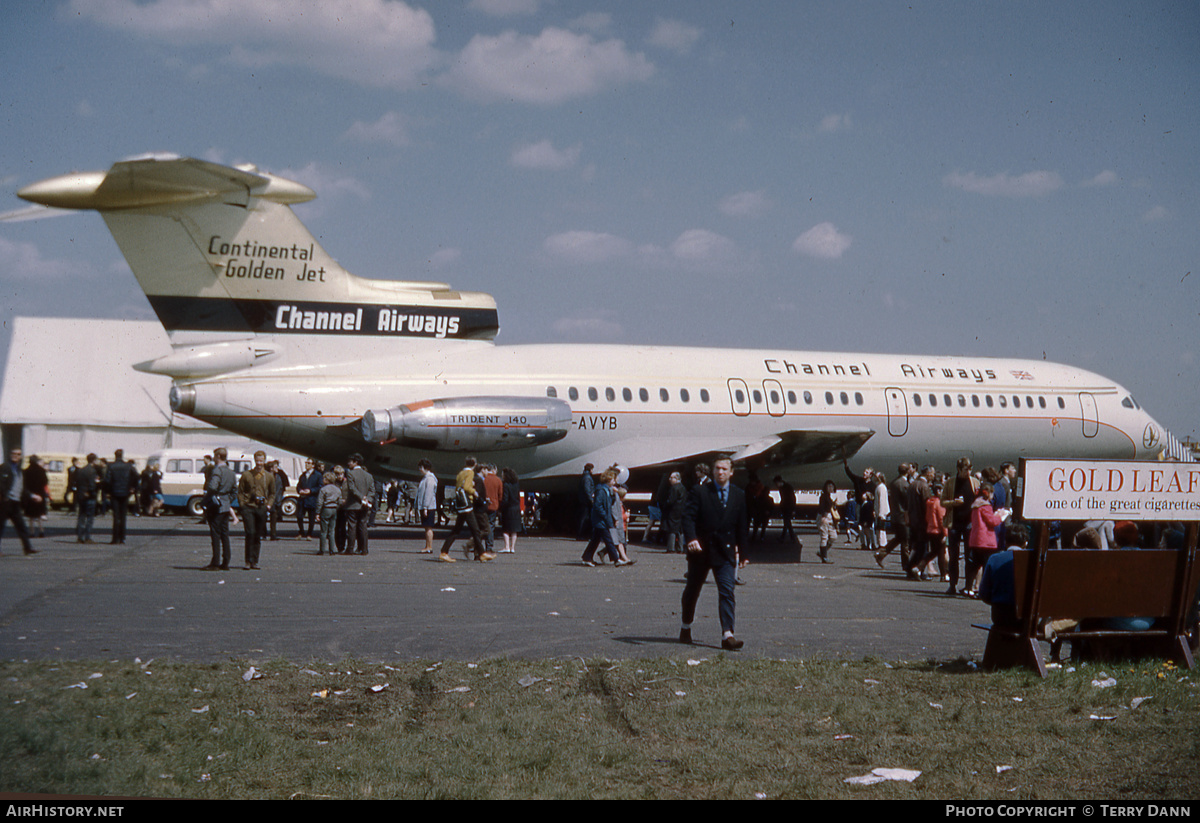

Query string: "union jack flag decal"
[1010, 370, 1034, 380]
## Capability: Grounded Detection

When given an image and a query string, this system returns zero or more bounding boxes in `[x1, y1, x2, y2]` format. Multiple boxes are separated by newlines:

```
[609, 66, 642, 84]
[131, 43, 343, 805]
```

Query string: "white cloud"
[0, 236, 86, 280]
[74, 1, 656, 105]
[542, 231, 632, 264]
[943, 170, 1064, 198]
[445, 27, 654, 104]
[569, 13, 613, 35]
[468, 0, 541, 17]
[1084, 170, 1118, 187]
[670, 229, 736, 263]
[552, 310, 624, 340]
[648, 18, 702, 54]
[0, 205, 76, 223]
[510, 139, 582, 171]
[719, 190, 770, 218]
[1142, 205, 1170, 222]
[426, 248, 462, 269]
[818, 113, 851, 133]
[792, 222, 852, 259]
[343, 112, 411, 147]
[68, 0, 439, 89]
[277, 162, 371, 214]
[543, 227, 743, 271]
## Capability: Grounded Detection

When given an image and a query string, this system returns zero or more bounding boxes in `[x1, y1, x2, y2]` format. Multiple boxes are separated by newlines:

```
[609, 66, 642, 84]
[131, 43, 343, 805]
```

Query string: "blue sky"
[2, 0, 1197, 442]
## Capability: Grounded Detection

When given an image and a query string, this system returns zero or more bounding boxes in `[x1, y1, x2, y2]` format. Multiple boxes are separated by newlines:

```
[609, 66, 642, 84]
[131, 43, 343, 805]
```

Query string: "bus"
[148, 448, 305, 516]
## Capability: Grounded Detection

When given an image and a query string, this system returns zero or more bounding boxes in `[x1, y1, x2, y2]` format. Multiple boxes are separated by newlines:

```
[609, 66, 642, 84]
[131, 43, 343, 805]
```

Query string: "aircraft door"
[1078, 392, 1099, 438]
[762, 379, 786, 417]
[727, 378, 751, 417]
[885, 388, 908, 437]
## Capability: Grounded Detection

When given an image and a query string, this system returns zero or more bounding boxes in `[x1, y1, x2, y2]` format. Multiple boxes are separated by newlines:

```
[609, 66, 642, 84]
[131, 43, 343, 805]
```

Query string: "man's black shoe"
[679, 627, 692, 644]
[721, 635, 744, 651]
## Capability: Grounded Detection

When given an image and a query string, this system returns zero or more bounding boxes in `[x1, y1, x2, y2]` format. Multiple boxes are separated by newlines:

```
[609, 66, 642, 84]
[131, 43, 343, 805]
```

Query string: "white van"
[148, 448, 304, 516]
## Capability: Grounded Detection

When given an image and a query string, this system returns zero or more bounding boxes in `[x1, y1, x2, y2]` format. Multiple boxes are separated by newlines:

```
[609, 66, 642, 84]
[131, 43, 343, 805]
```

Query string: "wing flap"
[535, 428, 875, 479]
[730, 427, 874, 466]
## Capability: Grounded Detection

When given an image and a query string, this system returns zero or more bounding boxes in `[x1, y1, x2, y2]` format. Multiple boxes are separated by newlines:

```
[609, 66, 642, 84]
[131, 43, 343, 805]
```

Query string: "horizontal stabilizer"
[17, 155, 314, 211]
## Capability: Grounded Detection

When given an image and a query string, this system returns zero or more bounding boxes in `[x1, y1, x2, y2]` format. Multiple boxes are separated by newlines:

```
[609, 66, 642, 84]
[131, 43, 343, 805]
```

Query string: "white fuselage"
[172, 335, 1175, 491]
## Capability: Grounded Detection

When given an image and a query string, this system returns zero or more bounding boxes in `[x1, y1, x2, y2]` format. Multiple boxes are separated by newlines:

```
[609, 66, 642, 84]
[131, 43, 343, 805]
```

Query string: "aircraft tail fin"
[18, 155, 498, 345]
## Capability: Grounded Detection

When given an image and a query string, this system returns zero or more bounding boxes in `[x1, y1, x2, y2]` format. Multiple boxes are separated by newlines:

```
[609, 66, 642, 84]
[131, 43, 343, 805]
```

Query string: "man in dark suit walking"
[0, 447, 38, 556]
[680, 457, 748, 650]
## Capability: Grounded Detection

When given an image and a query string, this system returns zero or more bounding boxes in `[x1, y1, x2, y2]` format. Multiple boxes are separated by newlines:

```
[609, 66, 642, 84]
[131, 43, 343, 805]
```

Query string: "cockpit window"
[1122, 396, 1134, 409]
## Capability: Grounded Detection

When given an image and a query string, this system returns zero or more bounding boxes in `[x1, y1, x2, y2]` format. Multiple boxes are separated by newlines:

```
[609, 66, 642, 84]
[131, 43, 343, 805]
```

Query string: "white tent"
[0, 316, 243, 459]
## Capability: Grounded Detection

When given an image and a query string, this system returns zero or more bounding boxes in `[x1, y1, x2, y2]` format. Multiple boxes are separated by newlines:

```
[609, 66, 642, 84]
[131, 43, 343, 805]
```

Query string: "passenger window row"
[910, 393, 1068, 411]
[547, 386, 712, 403]
[546, 385, 1072, 411]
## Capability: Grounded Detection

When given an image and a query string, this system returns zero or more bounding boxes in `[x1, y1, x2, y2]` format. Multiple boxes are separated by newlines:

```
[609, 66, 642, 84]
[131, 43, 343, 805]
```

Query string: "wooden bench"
[976, 526, 1199, 677]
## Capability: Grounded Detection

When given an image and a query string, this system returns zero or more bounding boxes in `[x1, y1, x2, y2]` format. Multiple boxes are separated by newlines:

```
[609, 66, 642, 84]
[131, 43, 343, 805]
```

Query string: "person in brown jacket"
[237, 450, 275, 570]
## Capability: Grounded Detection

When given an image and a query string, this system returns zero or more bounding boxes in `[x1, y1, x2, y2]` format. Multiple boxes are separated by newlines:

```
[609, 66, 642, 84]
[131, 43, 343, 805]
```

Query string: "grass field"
[2, 655, 1197, 800]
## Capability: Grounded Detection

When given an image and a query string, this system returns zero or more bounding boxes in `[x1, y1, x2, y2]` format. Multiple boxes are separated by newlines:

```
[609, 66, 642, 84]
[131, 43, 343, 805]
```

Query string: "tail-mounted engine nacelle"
[360, 396, 573, 452]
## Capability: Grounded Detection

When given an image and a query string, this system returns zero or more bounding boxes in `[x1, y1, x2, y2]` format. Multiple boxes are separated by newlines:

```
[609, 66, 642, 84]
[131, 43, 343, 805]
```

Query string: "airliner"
[15, 155, 1193, 493]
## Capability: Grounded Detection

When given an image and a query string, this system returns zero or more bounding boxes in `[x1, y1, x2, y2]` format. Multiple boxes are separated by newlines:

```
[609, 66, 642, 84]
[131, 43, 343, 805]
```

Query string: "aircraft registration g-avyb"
[16, 155, 1193, 492]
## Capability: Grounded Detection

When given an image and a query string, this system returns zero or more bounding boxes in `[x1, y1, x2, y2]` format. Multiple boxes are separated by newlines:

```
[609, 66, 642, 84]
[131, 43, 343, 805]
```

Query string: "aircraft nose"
[1141, 414, 1194, 462]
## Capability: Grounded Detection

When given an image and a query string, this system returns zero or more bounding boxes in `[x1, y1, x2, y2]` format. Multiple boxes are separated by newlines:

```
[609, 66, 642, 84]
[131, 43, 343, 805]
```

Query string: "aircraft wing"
[728, 427, 875, 466]
[539, 427, 874, 478]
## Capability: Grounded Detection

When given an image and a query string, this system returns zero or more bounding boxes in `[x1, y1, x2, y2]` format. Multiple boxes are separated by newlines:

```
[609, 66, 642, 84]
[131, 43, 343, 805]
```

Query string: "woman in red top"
[921, 483, 948, 582]
[964, 482, 1003, 597]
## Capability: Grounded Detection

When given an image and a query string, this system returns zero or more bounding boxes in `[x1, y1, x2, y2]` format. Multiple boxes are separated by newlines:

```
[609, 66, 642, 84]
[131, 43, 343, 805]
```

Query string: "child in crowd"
[858, 491, 876, 552]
